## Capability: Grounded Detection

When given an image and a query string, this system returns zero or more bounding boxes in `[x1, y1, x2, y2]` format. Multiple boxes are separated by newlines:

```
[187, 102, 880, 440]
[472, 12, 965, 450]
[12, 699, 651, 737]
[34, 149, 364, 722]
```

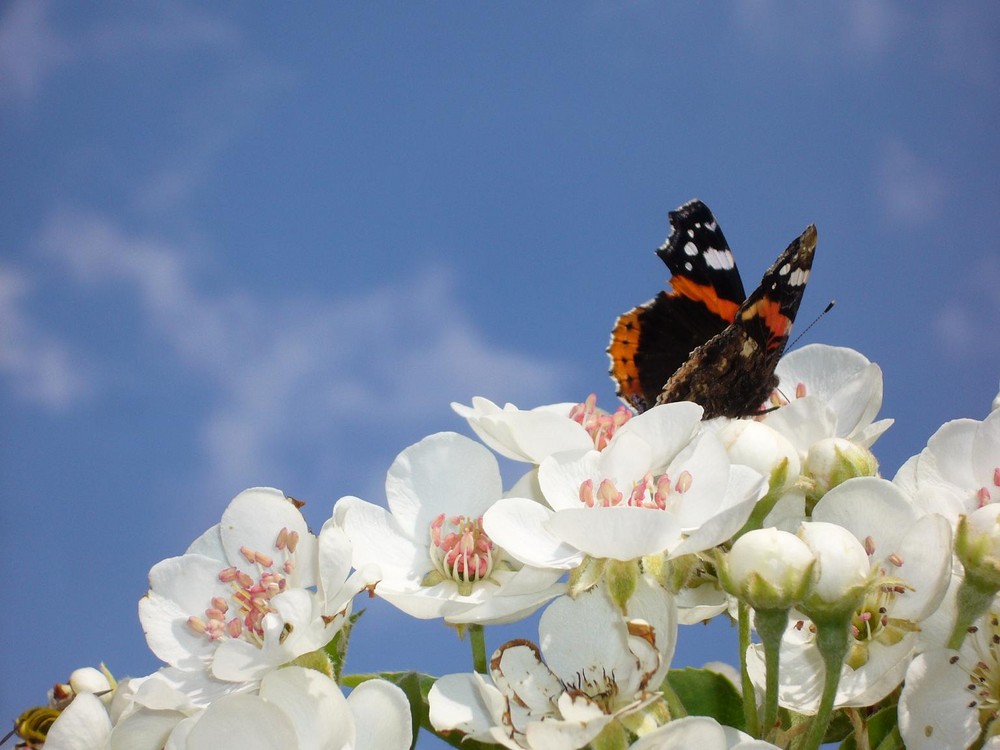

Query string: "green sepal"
[322, 608, 364, 682]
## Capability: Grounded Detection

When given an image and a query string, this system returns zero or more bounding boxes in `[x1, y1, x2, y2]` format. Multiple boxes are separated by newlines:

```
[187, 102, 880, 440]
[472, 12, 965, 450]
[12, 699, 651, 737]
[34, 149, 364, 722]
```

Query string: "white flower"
[898, 603, 1000, 750]
[627, 715, 781, 750]
[171, 667, 411, 750]
[337, 432, 564, 624]
[748, 478, 952, 712]
[139, 488, 372, 682]
[485, 403, 765, 568]
[773, 344, 893, 447]
[904, 408, 1000, 525]
[428, 577, 676, 749]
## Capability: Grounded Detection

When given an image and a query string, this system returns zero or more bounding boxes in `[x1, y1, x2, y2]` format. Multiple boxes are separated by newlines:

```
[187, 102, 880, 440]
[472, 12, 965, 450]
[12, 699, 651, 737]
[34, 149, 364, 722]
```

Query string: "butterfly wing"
[608, 200, 746, 412]
[654, 224, 817, 418]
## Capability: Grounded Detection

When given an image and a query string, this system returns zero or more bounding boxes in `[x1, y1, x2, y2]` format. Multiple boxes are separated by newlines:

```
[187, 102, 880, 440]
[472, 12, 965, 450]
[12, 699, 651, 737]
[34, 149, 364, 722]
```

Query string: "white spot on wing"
[684, 261, 693, 271]
[779, 263, 791, 276]
[704, 247, 735, 270]
[790, 268, 810, 286]
[705, 221, 717, 231]
[684, 241, 699, 256]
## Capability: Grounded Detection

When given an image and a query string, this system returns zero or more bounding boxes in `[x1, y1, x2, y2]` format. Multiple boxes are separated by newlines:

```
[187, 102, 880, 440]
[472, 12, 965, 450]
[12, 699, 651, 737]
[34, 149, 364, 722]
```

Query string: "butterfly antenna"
[788, 299, 835, 350]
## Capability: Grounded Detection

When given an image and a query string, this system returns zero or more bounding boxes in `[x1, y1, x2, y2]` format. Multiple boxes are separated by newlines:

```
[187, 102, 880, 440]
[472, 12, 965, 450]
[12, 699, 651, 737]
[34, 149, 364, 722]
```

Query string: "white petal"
[627, 715, 729, 750]
[547, 506, 682, 560]
[109, 708, 185, 750]
[612, 401, 703, 470]
[260, 667, 355, 750]
[347, 679, 413, 750]
[813, 477, 919, 553]
[484, 497, 583, 569]
[185, 694, 298, 750]
[899, 650, 980, 750]
[428, 672, 507, 740]
[386, 432, 502, 537]
[219, 488, 309, 571]
[43, 693, 112, 750]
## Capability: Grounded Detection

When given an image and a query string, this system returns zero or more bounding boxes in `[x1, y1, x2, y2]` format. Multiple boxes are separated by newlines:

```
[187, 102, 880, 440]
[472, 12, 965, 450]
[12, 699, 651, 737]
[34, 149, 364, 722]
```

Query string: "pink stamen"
[796, 382, 807, 399]
[569, 394, 633, 450]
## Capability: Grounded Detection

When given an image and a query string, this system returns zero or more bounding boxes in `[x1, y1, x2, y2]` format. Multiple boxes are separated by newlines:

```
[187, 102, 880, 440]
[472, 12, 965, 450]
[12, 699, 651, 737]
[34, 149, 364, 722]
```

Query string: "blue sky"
[2, 1, 999, 743]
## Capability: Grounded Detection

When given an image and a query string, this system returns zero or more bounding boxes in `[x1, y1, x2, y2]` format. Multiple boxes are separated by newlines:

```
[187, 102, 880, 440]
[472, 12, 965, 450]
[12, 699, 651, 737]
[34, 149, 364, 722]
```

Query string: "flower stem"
[469, 623, 488, 674]
[800, 618, 849, 750]
[738, 601, 761, 737]
[946, 574, 996, 650]
[753, 608, 789, 738]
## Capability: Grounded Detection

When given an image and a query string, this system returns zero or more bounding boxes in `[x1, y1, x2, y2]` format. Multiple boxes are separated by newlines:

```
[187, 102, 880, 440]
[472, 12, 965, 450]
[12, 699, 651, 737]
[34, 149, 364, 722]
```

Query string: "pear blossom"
[748, 478, 952, 712]
[773, 344, 893, 447]
[484, 402, 765, 572]
[139, 487, 374, 682]
[428, 577, 676, 749]
[336, 432, 565, 623]
[903, 407, 1000, 524]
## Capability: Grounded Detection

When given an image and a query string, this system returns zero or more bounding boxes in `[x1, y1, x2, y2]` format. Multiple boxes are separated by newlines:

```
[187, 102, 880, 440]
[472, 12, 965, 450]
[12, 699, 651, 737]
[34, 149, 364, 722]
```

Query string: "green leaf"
[665, 667, 744, 730]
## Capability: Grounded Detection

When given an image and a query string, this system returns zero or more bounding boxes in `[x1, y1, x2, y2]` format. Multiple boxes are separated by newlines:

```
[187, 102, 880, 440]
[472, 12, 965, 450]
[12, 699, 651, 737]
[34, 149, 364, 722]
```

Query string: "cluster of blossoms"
[12, 343, 1000, 750]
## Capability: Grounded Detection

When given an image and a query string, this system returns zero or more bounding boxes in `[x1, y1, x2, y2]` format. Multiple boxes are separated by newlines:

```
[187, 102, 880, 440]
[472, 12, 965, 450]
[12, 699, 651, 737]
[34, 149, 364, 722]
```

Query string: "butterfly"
[608, 199, 817, 419]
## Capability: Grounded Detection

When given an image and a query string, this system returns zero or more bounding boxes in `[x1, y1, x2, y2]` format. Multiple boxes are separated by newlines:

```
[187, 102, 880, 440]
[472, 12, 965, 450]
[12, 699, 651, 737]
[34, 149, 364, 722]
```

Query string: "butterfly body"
[608, 200, 817, 419]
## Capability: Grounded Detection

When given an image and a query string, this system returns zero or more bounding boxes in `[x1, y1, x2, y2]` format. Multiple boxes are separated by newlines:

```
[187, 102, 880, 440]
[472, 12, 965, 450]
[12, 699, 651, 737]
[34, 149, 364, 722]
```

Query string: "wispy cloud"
[0, 0, 70, 105]
[0, 264, 92, 409]
[731, 1, 905, 61]
[874, 140, 948, 226]
[37, 210, 572, 495]
[933, 254, 1000, 360]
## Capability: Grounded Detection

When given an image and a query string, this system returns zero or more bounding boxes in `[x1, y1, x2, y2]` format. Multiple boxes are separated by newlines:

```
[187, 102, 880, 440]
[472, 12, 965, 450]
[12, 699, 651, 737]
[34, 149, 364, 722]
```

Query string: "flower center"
[186, 526, 300, 645]
[579, 471, 692, 510]
[569, 394, 632, 450]
[428, 513, 498, 593]
[967, 613, 1000, 713]
[846, 544, 914, 669]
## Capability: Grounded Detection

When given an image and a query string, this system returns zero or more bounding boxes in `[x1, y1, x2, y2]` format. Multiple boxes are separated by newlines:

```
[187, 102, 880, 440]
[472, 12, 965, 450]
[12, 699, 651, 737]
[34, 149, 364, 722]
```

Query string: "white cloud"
[0, 0, 71, 104]
[0, 264, 92, 408]
[0, 1, 242, 106]
[874, 140, 948, 226]
[933, 255, 1000, 360]
[731, 1, 905, 61]
[37, 210, 572, 495]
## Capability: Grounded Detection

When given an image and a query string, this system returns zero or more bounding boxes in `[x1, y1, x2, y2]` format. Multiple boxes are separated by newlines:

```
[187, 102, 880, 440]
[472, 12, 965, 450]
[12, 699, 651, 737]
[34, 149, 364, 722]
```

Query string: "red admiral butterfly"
[608, 199, 817, 419]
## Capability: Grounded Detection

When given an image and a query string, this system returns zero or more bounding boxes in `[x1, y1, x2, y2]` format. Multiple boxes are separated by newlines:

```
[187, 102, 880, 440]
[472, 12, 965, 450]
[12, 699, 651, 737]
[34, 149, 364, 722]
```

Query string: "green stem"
[738, 601, 761, 737]
[754, 608, 789, 739]
[800, 618, 850, 750]
[469, 624, 488, 674]
[946, 575, 996, 650]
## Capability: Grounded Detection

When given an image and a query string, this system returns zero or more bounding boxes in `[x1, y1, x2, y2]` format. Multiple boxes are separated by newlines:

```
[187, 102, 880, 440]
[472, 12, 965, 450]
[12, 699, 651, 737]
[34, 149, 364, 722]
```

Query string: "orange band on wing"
[670, 276, 740, 323]
[741, 298, 791, 348]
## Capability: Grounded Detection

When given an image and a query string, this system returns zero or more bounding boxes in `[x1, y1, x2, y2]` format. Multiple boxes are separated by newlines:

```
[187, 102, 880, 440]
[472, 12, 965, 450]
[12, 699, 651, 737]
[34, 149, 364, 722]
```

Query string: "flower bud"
[720, 528, 815, 610]
[803, 437, 878, 508]
[68, 668, 112, 696]
[956, 505, 1000, 590]
[798, 521, 872, 619]
[716, 420, 801, 494]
